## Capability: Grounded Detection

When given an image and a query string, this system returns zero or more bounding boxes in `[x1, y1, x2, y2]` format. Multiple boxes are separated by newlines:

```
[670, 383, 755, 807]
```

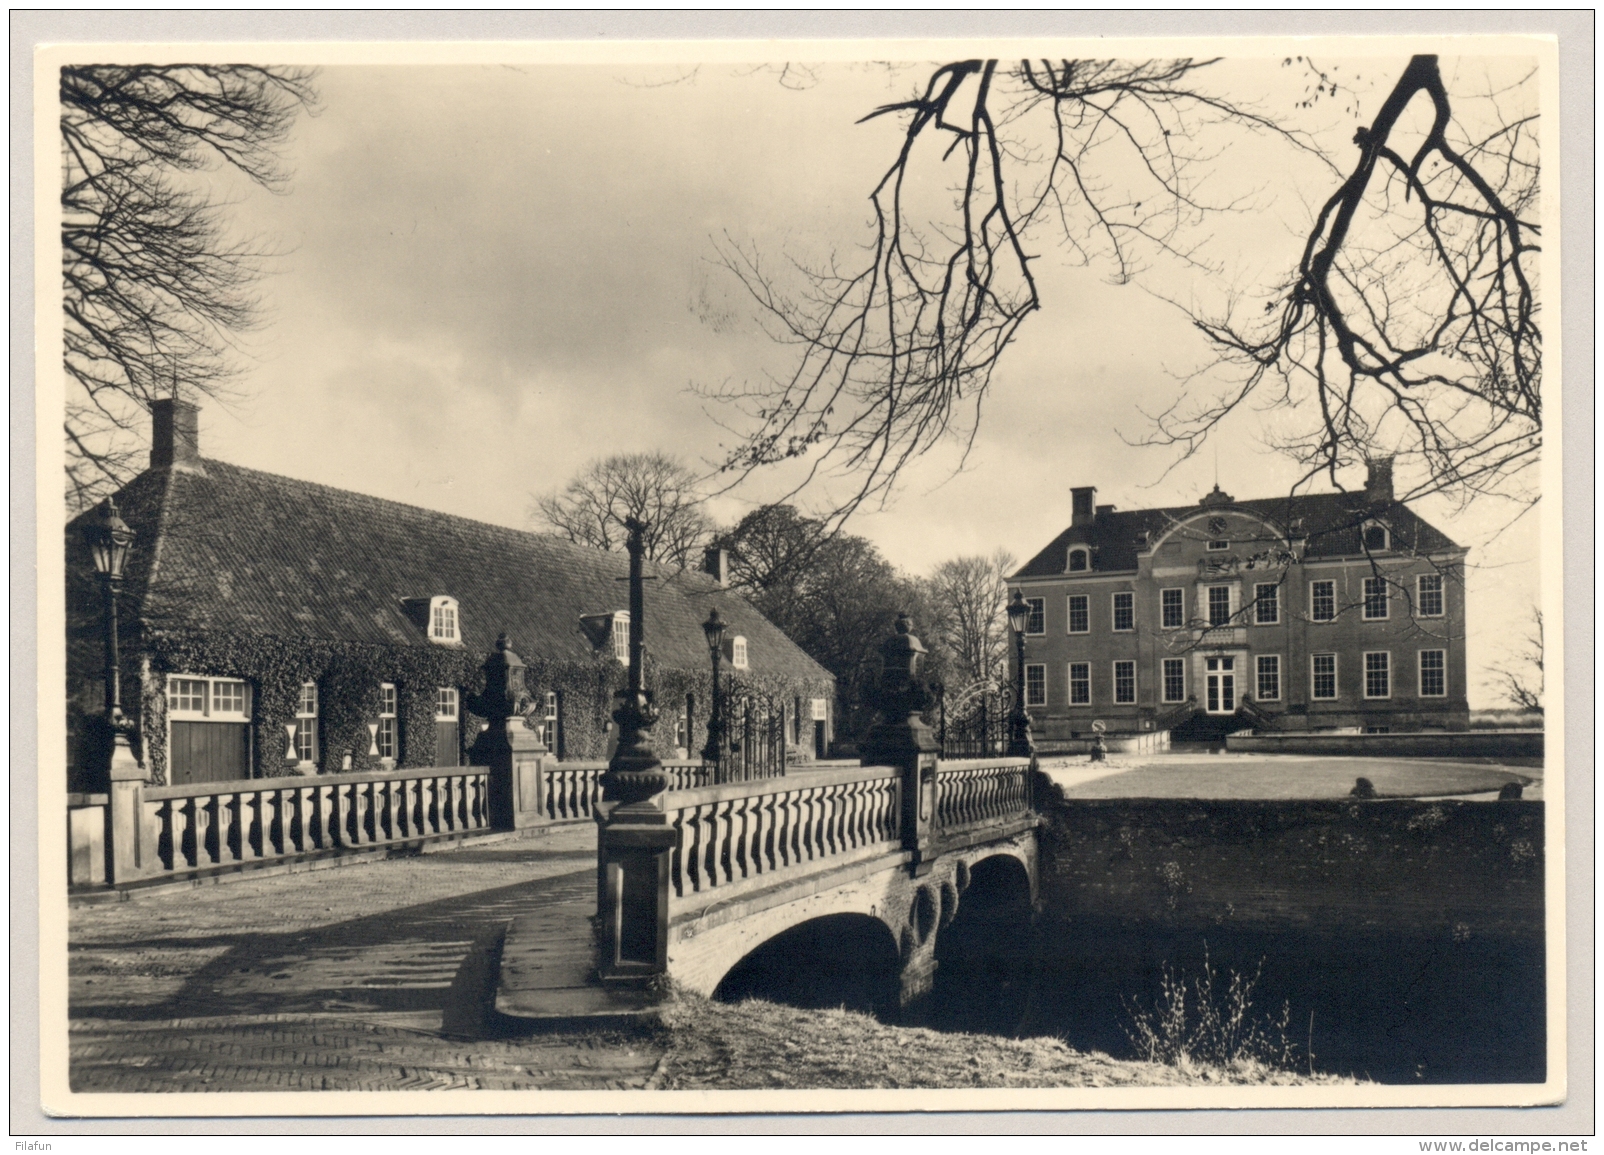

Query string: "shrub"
[1122, 948, 1301, 1075]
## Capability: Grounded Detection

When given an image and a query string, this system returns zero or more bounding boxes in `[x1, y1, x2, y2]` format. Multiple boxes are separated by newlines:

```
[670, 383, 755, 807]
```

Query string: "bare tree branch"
[703, 58, 1321, 529]
[61, 64, 318, 512]
[1153, 55, 1540, 508]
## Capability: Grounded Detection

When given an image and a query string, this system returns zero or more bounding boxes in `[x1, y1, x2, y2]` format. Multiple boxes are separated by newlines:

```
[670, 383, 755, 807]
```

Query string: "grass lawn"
[1044, 754, 1534, 800]
[650, 993, 1351, 1089]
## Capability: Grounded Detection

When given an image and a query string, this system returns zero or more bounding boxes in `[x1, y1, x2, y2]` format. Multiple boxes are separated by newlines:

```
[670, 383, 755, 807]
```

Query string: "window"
[1365, 652, 1391, 698]
[1207, 585, 1232, 628]
[167, 677, 208, 716]
[1254, 583, 1280, 625]
[1024, 597, 1045, 635]
[543, 690, 560, 750]
[1068, 662, 1090, 705]
[1363, 523, 1390, 552]
[1161, 588, 1185, 629]
[1419, 650, 1446, 697]
[428, 596, 459, 644]
[1025, 664, 1046, 707]
[1112, 592, 1134, 632]
[1068, 548, 1089, 572]
[1418, 573, 1445, 617]
[731, 636, 749, 669]
[294, 681, 318, 763]
[1310, 580, 1336, 622]
[1256, 655, 1281, 701]
[1207, 539, 1230, 551]
[375, 683, 398, 760]
[1067, 594, 1089, 634]
[611, 612, 631, 664]
[675, 704, 689, 749]
[1363, 576, 1389, 620]
[1162, 658, 1186, 703]
[435, 687, 458, 720]
[166, 676, 252, 720]
[1113, 661, 1136, 704]
[1311, 654, 1337, 700]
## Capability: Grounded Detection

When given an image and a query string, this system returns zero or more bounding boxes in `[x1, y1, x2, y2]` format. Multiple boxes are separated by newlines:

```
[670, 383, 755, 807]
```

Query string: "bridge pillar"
[595, 516, 675, 982]
[860, 614, 940, 875]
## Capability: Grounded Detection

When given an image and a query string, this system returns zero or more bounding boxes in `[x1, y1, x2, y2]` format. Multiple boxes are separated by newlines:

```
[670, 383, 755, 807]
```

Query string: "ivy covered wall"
[91, 627, 833, 786]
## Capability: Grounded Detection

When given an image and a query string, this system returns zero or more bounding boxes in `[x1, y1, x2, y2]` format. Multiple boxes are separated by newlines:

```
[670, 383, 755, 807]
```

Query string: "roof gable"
[1013, 491, 1462, 578]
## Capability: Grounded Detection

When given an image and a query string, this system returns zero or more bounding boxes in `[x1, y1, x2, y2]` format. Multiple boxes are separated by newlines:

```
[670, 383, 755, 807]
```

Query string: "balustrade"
[934, 758, 1032, 832]
[664, 766, 901, 900]
[538, 759, 714, 823]
[143, 765, 491, 876]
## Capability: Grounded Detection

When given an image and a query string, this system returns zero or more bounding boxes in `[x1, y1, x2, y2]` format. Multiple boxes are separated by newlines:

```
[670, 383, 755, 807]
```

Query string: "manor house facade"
[1008, 461, 1469, 740]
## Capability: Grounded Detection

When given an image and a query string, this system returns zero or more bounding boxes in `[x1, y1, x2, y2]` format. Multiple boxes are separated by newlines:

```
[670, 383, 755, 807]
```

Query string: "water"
[921, 913, 1546, 1084]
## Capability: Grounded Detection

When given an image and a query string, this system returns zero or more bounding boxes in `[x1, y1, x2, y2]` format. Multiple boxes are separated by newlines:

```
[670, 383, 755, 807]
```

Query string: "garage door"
[166, 675, 254, 784]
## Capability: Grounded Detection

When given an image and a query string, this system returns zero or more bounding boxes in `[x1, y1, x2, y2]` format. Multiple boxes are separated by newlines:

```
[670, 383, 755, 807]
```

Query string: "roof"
[70, 459, 832, 684]
[1013, 489, 1463, 579]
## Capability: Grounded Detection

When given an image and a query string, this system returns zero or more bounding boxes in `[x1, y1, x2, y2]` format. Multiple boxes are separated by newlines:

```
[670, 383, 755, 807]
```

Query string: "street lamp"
[86, 498, 139, 779]
[700, 608, 726, 778]
[1005, 589, 1035, 758]
[599, 516, 666, 806]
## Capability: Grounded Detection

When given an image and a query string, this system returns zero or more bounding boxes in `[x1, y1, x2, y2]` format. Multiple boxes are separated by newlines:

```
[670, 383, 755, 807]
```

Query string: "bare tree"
[708, 55, 1539, 526]
[1488, 606, 1543, 712]
[1157, 54, 1540, 508]
[706, 58, 1316, 528]
[921, 550, 1015, 690]
[534, 452, 713, 569]
[61, 64, 318, 511]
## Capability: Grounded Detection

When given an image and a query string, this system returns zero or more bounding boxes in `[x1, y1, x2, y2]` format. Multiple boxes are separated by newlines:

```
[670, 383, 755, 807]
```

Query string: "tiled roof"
[1014, 490, 1463, 579]
[71, 459, 832, 683]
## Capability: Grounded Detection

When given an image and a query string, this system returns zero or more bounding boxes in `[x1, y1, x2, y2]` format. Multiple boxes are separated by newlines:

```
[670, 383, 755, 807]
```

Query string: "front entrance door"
[1205, 656, 1236, 714]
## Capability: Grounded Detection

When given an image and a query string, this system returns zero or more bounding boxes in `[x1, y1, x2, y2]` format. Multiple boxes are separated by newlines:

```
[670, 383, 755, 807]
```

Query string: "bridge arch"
[712, 912, 901, 1017]
[927, 853, 1038, 1034]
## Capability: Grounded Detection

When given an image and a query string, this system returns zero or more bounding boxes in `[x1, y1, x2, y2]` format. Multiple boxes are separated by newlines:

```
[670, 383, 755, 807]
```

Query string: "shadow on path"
[72, 867, 595, 1023]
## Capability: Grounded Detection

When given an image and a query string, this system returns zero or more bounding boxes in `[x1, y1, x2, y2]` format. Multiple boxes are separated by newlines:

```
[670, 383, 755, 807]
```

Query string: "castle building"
[66, 400, 834, 791]
[1008, 461, 1469, 741]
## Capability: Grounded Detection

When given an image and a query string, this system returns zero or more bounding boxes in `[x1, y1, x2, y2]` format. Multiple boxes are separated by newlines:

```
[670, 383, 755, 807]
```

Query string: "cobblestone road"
[68, 825, 666, 1093]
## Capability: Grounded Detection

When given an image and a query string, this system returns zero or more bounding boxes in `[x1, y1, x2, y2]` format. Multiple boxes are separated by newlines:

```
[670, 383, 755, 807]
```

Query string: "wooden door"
[169, 721, 250, 784]
[435, 719, 460, 767]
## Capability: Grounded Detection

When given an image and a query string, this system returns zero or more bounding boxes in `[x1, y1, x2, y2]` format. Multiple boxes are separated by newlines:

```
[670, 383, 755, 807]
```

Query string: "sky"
[179, 50, 1544, 708]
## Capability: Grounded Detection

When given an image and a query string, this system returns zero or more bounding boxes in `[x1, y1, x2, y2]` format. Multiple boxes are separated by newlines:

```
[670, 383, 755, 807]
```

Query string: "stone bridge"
[612, 757, 1038, 1009]
[493, 606, 1042, 1023]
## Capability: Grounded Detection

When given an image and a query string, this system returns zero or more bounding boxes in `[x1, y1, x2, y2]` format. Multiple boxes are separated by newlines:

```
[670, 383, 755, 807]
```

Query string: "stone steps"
[492, 902, 661, 1031]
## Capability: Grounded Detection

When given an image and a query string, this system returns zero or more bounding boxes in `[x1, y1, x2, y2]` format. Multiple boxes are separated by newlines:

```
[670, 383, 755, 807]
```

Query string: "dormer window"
[612, 611, 630, 665]
[731, 636, 748, 670]
[429, 596, 460, 644]
[1362, 522, 1390, 552]
[1067, 548, 1089, 572]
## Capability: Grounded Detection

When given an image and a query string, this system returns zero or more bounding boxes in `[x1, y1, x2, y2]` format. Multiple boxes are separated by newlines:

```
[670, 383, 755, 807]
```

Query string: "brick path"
[68, 825, 666, 1092]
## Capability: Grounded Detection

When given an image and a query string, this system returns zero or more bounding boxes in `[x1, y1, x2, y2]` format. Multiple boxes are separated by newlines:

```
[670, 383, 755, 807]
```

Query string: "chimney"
[1095, 503, 1116, 519]
[150, 398, 200, 469]
[1364, 457, 1394, 504]
[702, 546, 729, 587]
[1071, 486, 1096, 527]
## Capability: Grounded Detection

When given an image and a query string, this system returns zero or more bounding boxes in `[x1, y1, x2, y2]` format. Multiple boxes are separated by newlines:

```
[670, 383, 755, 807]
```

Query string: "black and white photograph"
[32, 27, 1571, 1119]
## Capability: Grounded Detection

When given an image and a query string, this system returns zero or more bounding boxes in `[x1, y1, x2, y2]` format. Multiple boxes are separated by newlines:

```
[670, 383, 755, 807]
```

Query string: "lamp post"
[1005, 589, 1035, 758]
[87, 498, 139, 773]
[700, 608, 726, 780]
[599, 516, 666, 805]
